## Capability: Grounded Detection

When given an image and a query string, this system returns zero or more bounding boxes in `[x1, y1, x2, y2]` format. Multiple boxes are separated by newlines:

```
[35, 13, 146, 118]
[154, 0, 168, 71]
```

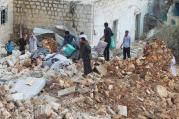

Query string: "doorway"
[135, 13, 141, 40]
[112, 20, 118, 43]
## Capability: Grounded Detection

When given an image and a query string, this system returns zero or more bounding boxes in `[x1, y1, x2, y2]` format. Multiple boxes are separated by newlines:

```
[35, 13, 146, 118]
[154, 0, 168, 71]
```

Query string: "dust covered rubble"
[0, 40, 178, 119]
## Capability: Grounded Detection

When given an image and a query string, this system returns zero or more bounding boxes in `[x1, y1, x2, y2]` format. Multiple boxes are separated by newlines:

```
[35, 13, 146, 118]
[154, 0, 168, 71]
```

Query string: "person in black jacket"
[102, 22, 113, 61]
[19, 34, 27, 55]
[80, 37, 92, 77]
[62, 31, 75, 47]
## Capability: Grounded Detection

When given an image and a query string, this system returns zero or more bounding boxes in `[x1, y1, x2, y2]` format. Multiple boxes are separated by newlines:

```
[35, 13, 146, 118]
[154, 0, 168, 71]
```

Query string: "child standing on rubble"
[5, 40, 14, 56]
[80, 36, 92, 77]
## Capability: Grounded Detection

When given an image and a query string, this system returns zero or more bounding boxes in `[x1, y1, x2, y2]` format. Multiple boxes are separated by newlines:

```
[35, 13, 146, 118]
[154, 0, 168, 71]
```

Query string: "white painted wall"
[93, 0, 150, 47]
[0, 0, 13, 44]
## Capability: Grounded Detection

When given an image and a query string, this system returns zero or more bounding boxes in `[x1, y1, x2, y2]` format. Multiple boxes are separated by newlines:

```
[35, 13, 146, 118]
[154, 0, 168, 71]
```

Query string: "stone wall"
[0, 0, 13, 44]
[13, 0, 92, 38]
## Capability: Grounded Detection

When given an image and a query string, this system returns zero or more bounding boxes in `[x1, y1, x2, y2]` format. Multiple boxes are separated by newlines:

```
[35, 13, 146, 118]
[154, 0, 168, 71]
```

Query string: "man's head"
[8, 40, 11, 43]
[80, 37, 87, 44]
[80, 32, 84, 35]
[30, 32, 34, 37]
[125, 30, 129, 36]
[104, 22, 108, 28]
[65, 31, 70, 35]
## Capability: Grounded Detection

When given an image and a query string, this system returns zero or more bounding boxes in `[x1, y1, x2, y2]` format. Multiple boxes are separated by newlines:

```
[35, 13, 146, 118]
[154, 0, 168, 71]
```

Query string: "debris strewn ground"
[0, 39, 178, 119]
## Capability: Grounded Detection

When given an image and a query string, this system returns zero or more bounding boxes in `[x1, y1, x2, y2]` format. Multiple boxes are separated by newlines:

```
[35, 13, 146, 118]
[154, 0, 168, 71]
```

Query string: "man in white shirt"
[120, 30, 131, 60]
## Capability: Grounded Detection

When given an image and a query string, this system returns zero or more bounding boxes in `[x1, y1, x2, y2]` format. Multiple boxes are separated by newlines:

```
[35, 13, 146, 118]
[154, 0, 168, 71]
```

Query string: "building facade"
[13, 0, 92, 37]
[93, 0, 151, 46]
[167, 0, 179, 25]
[0, 0, 155, 45]
[0, 0, 13, 44]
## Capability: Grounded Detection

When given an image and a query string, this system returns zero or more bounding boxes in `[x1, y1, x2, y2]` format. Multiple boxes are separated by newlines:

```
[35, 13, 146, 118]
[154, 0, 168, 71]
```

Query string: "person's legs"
[106, 43, 110, 61]
[127, 47, 131, 59]
[104, 44, 108, 60]
[21, 50, 25, 55]
[83, 57, 92, 75]
[123, 48, 127, 60]
[7, 52, 12, 56]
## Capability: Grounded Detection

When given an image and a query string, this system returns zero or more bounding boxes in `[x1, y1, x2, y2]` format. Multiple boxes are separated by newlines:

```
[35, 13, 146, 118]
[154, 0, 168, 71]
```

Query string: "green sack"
[110, 36, 116, 49]
[63, 44, 76, 57]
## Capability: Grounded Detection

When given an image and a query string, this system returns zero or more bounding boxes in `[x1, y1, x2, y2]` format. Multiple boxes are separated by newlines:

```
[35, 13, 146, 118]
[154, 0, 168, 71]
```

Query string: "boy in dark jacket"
[80, 37, 92, 77]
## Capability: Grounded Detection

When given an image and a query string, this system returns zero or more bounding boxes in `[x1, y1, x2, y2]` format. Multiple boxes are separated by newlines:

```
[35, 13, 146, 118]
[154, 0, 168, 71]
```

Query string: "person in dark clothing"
[80, 37, 92, 77]
[102, 22, 113, 61]
[19, 34, 27, 55]
[62, 31, 75, 47]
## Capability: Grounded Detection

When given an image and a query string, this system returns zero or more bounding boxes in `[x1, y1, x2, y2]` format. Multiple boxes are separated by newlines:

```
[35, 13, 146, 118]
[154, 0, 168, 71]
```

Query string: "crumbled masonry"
[0, 39, 178, 119]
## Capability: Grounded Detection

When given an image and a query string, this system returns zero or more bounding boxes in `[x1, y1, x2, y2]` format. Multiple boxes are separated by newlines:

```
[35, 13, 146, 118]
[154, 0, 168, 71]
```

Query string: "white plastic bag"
[95, 41, 107, 56]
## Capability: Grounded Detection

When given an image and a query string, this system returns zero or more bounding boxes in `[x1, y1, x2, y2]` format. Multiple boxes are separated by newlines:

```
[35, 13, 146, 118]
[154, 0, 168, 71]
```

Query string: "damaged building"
[0, 0, 13, 44]
[93, 0, 152, 46]
[13, 0, 92, 39]
[1, 0, 157, 45]
[0, 0, 178, 119]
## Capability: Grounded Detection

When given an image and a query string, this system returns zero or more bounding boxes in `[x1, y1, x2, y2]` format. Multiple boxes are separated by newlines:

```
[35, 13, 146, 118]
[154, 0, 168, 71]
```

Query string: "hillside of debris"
[0, 39, 178, 119]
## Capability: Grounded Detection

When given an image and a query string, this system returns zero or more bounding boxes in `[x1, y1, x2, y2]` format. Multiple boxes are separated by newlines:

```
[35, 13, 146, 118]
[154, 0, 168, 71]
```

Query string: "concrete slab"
[10, 77, 46, 100]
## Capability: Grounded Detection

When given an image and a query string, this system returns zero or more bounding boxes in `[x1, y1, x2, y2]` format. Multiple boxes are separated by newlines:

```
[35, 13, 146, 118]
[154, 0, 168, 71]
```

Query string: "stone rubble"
[0, 39, 178, 119]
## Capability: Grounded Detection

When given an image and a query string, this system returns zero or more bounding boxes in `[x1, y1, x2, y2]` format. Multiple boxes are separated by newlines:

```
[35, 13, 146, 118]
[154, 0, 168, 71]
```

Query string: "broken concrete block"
[97, 106, 107, 115]
[95, 65, 107, 76]
[0, 57, 6, 64]
[0, 102, 4, 108]
[106, 106, 116, 115]
[127, 63, 135, 72]
[62, 96, 85, 106]
[84, 97, 94, 106]
[117, 105, 128, 117]
[10, 77, 46, 100]
[34, 104, 53, 118]
[7, 55, 18, 67]
[58, 86, 76, 97]
[156, 85, 168, 98]
[11, 93, 24, 100]
[64, 112, 74, 119]
[44, 95, 61, 111]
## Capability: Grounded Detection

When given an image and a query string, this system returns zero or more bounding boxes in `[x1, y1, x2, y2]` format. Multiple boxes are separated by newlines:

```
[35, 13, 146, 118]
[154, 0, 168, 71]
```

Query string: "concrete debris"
[0, 39, 178, 119]
[58, 86, 76, 97]
[10, 77, 46, 100]
[156, 85, 168, 98]
[117, 105, 128, 117]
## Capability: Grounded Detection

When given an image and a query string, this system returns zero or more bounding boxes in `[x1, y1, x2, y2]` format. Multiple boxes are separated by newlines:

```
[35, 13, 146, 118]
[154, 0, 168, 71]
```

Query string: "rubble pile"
[73, 40, 179, 118]
[107, 40, 173, 79]
[42, 38, 58, 53]
[0, 85, 34, 119]
[0, 39, 178, 119]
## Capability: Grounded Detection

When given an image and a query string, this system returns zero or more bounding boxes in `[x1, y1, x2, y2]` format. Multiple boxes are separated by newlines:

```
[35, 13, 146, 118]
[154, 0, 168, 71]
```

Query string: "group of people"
[6, 33, 38, 56]
[5, 22, 132, 77]
[79, 22, 132, 77]
[101, 22, 131, 61]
